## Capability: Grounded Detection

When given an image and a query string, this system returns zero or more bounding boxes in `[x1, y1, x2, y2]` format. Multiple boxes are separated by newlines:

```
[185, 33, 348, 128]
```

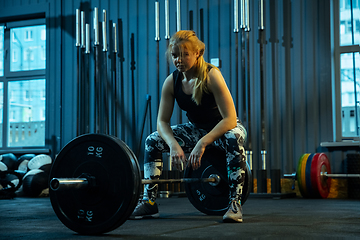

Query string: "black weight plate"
[108, 141, 142, 232]
[49, 134, 141, 235]
[184, 148, 251, 216]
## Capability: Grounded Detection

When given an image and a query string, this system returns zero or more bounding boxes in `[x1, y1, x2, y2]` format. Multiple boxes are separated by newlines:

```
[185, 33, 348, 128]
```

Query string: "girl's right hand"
[170, 144, 187, 171]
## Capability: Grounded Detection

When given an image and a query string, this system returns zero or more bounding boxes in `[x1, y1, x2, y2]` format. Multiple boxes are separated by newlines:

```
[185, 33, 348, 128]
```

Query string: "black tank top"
[173, 67, 222, 130]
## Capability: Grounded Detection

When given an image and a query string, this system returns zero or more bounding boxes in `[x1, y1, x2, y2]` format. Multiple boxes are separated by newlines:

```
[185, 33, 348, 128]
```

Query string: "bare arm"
[157, 74, 187, 169]
[189, 68, 237, 169]
[200, 68, 237, 145]
[157, 74, 175, 145]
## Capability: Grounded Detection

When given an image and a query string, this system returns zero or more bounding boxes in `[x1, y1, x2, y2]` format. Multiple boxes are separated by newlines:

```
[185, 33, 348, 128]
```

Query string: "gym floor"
[1, 194, 359, 240]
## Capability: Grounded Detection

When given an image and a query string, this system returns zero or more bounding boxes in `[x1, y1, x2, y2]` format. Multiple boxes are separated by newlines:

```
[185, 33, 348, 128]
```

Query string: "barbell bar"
[284, 173, 360, 179]
[50, 178, 89, 191]
[321, 173, 360, 178]
[142, 174, 220, 186]
[50, 174, 221, 192]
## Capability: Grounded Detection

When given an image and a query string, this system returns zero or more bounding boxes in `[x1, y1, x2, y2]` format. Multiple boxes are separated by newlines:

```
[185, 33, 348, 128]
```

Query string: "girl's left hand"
[188, 141, 206, 170]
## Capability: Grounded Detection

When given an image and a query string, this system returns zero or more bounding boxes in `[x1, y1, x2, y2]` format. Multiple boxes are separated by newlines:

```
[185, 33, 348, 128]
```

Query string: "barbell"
[50, 174, 221, 191]
[284, 153, 360, 198]
[49, 133, 252, 235]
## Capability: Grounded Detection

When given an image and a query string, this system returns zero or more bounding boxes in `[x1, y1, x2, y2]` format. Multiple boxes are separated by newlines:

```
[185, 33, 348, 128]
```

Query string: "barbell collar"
[283, 173, 296, 179]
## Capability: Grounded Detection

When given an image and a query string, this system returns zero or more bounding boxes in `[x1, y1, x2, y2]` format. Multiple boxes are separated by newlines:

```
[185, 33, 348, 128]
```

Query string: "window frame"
[0, 18, 46, 149]
[332, 0, 360, 142]
[5, 19, 46, 78]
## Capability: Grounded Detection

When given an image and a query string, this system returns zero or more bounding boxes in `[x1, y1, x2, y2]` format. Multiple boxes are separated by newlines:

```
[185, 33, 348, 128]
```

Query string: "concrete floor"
[0, 194, 360, 240]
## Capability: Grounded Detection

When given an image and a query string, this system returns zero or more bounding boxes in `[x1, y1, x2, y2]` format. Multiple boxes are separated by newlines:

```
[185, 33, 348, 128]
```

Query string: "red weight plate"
[310, 153, 321, 198]
[311, 153, 331, 199]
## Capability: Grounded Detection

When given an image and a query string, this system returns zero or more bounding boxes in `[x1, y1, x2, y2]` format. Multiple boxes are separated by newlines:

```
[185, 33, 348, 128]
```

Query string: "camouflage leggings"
[143, 119, 247, 203]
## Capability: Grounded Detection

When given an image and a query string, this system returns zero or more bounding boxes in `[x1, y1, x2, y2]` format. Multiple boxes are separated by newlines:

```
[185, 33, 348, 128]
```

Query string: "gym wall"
[0, 0, 341, 177]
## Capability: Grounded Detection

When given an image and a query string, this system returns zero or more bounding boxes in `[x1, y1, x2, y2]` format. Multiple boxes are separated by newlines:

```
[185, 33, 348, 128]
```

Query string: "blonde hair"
[166, 30, 215, 105]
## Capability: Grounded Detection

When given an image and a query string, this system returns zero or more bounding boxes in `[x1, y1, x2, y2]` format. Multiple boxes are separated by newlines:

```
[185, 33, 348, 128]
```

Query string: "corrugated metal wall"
[60, 0, 252, 164]
[1, 0, 342, 174]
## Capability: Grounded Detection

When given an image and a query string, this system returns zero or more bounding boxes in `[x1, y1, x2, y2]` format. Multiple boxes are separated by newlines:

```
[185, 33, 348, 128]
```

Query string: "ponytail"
[166, 30, 217, 105]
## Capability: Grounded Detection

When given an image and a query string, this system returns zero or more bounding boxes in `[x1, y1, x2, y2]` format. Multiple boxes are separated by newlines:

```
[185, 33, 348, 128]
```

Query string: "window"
[9, 90, 15, 102]
[0, 19, 46, 148]
[25, 30, 33, 41]
[333, 0, 360, 140]
[40, 108, 45, 121]
[11, 31, 17, 43]
[24, 89, 31, 101]
[41, 88, 45, 100]
[9, 80, 45, 123]
[12, 49, 18, 62]
[0, 83, 3, 143]
[40, 46, 45, 60]
[0, 26, 3, 77]
[9, 110, 16, 122]
[41, 29, 46, 41]
[10, 25, 45, 72]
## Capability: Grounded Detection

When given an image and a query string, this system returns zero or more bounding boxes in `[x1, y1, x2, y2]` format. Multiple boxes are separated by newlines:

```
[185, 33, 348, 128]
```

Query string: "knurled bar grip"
[50, 174, 220, 192]
[141, 177, 218, 184]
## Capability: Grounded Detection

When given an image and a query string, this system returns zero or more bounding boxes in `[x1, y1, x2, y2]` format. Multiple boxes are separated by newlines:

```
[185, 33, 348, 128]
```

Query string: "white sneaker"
[129, 200, 160, 220]
[223, 200, 243, 223]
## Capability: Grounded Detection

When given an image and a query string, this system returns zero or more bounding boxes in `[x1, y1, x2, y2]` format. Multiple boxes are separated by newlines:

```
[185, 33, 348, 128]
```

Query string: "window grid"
[1, 19, 46, 148]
